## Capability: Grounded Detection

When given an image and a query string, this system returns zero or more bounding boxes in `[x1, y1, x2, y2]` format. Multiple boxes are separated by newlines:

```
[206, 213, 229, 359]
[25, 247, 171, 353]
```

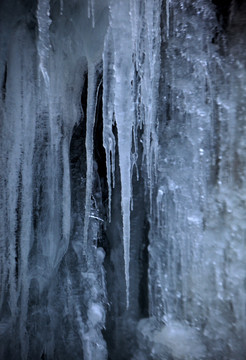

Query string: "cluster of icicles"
[38, 0, 161, 307]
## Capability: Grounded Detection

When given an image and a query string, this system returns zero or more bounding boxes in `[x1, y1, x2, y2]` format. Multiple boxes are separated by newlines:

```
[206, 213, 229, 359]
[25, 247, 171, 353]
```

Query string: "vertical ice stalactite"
[18, 40, 36, 360]
[36, 0, 72, 274]
[87, 0, 95, 28]
[60, 0, 64, 16]
[106, 0, 135, 308]
[103, 0, 162, 309]
[137, 0, 161, 209]
[37, 0, 51, 87]
[84, 64, 99, 253]
[166, 0, 170, 39]
[102, 29, 116, 223]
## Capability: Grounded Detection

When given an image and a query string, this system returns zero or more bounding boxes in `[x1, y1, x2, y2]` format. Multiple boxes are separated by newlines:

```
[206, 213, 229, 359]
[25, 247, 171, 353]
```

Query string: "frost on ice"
[1, 0, 246, 359]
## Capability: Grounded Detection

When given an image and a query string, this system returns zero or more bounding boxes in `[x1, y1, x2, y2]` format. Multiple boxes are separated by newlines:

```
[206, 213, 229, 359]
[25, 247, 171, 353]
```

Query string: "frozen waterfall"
[1, 0, 246, 359]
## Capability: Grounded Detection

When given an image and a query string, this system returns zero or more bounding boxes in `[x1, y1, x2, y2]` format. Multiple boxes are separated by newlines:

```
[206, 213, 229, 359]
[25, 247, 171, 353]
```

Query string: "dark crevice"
[94, 81, 108, 203]
[69, 66, 150, 360]
[81, 71, 88, 118]
[69, 70, 87, 264]
[2, 63, 7, 101]
[212, 0, 232, 29]
[93, 79, 107, 194]
[103, 122, 124, 360]
[93, 78, 110, 257]
[138, 217, 149, 318]
[212, 0, 245, 29]
[15, 163, 23, 282]
[70, 71, 87, 188]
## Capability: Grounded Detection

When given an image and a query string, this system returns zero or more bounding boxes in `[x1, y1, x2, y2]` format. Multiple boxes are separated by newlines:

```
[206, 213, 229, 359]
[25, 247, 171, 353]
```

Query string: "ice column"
[84, 64, 98, 251]
[37, 0, 51, 87]
[103, 0, 134, 308]
[103, 0, 161, 308]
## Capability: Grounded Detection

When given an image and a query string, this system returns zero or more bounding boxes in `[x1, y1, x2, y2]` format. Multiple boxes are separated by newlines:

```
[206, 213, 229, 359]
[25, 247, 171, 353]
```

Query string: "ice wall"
[0, 0, 246, 359]
[145, 1, 246, 359]
[0, 1, 108, 359]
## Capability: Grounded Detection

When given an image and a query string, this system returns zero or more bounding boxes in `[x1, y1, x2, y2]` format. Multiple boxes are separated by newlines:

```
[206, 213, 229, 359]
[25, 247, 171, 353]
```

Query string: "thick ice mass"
[1, 0, 246, 359]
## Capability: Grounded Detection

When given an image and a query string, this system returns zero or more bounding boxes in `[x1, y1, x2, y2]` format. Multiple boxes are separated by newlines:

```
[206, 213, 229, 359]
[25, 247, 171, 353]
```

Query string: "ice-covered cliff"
[0, 0, 246, 359]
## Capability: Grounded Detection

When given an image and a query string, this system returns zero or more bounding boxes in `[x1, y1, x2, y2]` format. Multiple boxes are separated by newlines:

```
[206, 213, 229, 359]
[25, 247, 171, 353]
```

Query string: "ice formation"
[1, 0, 246, 359]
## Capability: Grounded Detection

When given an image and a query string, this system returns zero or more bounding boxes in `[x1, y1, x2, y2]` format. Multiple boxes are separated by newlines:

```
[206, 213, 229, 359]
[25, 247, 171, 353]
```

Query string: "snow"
[154, 321, 206, 359]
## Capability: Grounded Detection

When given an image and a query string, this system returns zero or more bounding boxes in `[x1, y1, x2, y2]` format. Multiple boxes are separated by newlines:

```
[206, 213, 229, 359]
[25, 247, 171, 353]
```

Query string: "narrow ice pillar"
[104, 0, 134, 308]
[84, 64, 97, 252]
[37, 0, 51, 87]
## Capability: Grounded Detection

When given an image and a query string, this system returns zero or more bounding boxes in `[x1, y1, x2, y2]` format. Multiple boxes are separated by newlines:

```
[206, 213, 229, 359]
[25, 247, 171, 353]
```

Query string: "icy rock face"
[147, 1, 246, 360]
[0, 1, 109, 359]
[1, 0, 246, 359]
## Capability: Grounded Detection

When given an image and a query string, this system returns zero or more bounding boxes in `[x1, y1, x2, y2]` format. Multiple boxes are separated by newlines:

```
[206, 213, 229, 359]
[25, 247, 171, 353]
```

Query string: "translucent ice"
[1, 0, 246, 359]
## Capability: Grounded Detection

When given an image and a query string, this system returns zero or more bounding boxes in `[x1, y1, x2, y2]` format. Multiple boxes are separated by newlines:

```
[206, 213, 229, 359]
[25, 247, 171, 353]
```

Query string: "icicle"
[60, 0, 63, 15]
[117, 133, 132, 309]
[19, 82, 35, 360]
[130, 0, 139, 61]
[91, 0, 95, 28]
[37, 0, 51, 86]
[166, 0, 170, 38]
[103, 29, 116, 222]
[83, 64, 97, 252]
[140, 0, 161, 213]
[109, 0, 134, 308]
[88, 0, 95, 28]
[62, 141, 71, 254]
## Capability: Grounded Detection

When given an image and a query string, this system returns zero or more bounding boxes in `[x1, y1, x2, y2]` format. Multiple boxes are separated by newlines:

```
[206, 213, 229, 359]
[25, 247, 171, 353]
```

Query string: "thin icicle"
[62, 140, 71, 254]
[109, 0, 134, 308]
[142, 0, 161, 213]
[88, 0, 95, 28]
[36, 0, 51, 86]
[19, 58, 36, 360]
[166, 0, 170, 38]
[103, 29, 116, 222]
[117, 128, 132, 309]
[91, 0, 95, 28]
[84, 64, 98, 252]
[60, 0, 63, 15]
